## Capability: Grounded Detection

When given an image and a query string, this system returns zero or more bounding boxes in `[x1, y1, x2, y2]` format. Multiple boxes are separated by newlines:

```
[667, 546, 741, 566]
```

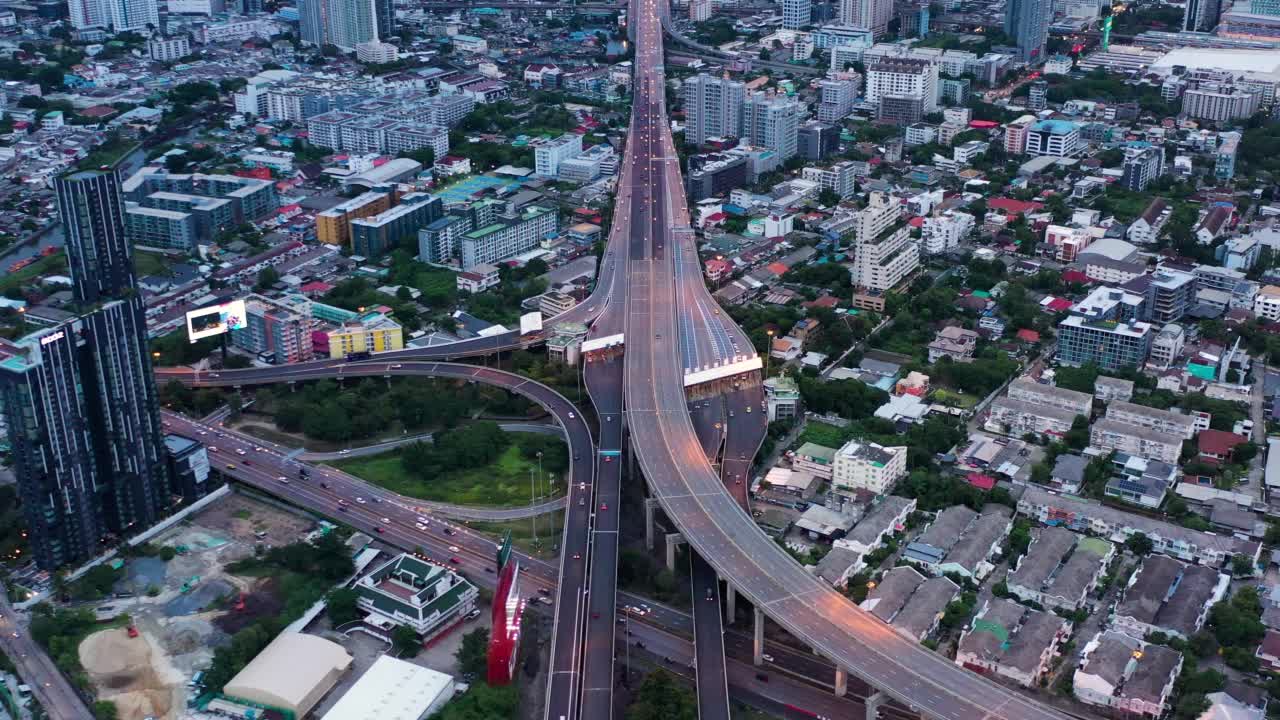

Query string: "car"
[568, 411, 575, 419]
[746, 406, 752, 413]
[339, 449, 350, 455]
[243, 460, 252, 466]
[705, 587, 714, 600]
[415, 523, 427, 531]
[538, 588, 551, 596]
[756, 673, 769, 683]
[605, 456, 613, 463]
[599, 502, 608, 511]
[10, 631, 17, 638]
[381, 517, 392, 524]
[320, 481, 330, 489]
[572, 553, 581, 559]
[280, 478, 290, 484]
[375, 527, 384, 534]
[591, 611, 600, 619]
[417, 517, 429, 525]
[448, 545, 460, 552]
[762, 654, 774, 663]
[276, 476, 287, 481]
[208, 446, 217, 453]
[338, 499, 350, 506]
[485, 566, 494, 573]
[372, 497, 380, 503]
[226, 463, 236, 470]
[444, 528, 457, 536]
[579, 497, 585, 506]
[235, 449, 246, 456]
[449, 557, 461, 564]
[255, 447, 265, 452]
[391, 364, 402, 369]
[356, 497, 366, 504]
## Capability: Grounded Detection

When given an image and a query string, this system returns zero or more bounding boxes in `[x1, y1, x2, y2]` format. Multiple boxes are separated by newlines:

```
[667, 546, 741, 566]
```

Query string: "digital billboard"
[185, 300, 247, 343]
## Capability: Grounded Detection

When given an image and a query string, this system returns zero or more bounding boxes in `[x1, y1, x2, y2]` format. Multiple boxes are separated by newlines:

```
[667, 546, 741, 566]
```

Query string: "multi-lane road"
[617, 0, 1074, 718]
[0, 593, 92, 720]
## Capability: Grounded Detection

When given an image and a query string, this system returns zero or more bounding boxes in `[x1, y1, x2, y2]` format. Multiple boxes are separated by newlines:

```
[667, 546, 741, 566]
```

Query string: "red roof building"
[1197, 429, 1247, 462]
[1016, 329, 1041, 343]
[1061, 270, 1091, 285]
[966, 473, 996, 491]
[988, 198, 1044, 217]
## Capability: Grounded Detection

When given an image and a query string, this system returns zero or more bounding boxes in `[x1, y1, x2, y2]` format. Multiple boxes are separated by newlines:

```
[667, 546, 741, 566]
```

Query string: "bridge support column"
[724, 582, 736, 624]
[645, 498, 661, 550]
[834, 668, 847, 698]
[664, 533, 684, 571]
[865, 691, 888, 720]
[752, 607, 764, 666]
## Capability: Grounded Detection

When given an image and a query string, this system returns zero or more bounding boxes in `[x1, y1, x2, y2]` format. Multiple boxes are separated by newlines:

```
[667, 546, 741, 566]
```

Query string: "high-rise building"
[325, 0, 377, 50]
[373, 0, 393, 39]
[817, 76, 860, 123]
[839, 0, 893, 36]
[533, 134, 583, 177]
[1004, 0, 1050, 62]
[798, 121, 840, 161]
[742, 91, 802, 162]
[865, 58, 938, 114]
[68, 0, 108, 28]
[1216, 131, 1241, 181]
[682, 73, 745, 147]
[1028, 79, 1048, 110]
[1184, 0, 1221, 32]
[108, 0, 159, 31]
[56, 169, 136, 304]
[1, 168, 175, 570]
[851, 192, 918, 292]
[689, 0, 711, 20]
[783, 0, 812, 28]
[1121, 145, 1164, 191]
[299, 0, 325, 44]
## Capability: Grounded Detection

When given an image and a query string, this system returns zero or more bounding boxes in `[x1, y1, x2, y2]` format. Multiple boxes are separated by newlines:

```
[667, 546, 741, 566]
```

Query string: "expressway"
[0, 593, 93, 720]
[619, 0, 1074, 718]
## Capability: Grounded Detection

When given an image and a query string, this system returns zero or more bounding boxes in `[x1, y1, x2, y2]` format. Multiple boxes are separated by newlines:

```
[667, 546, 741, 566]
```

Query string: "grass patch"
[331, 445, 564, 508]
[0, 252, 66, 294]
[799, 421, 847, 449]
[233, 509, 252, 520]
[132, 249, 170, 277]
[931, 388, 978, 408]
[471, 510, 565, 557]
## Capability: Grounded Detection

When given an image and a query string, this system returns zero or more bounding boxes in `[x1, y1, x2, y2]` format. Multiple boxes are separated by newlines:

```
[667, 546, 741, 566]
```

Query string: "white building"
[742, 91, 803, 162]
[533, 134, 583, 178]
[850, 192, 917, 292]
[831, 440, 908, 494]
[109, 0, 158, 31]
[1025, 119, 1082, 157]
[321, 656, 455, 720]
[802, 161, 860, 199]
[1254, 285, 1280, 321]
[921, 211, 974, 255]
[683, 73, 745, 147]
[356, 40, 398, 64]
[148, 36, 191, 62]
[865, 58, 938, 114]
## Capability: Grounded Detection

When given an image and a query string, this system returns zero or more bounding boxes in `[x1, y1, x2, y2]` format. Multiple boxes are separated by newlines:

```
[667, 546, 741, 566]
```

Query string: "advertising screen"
[185, 300, 247, 343]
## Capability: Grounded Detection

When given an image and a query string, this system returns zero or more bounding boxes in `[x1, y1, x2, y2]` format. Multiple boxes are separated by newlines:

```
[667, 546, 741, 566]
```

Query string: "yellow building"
[328, 313, 404, 358]
[316, 190, 393, 247]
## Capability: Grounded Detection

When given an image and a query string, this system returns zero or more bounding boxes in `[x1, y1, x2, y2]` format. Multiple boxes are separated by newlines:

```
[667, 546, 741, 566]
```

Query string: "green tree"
[255, 266, 280, 291]
[327, 588, 360, 626]
[1125, 533, 1154, 556]
[626, 669, 696, 720]
[391, 624, 420, 656]
[92, 700, 119, 720]
[455, 628, 489, 678]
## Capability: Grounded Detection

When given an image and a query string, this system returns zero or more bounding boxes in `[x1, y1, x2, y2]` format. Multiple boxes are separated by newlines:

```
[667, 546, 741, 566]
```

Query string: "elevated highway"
[619, 0, 1076, 717]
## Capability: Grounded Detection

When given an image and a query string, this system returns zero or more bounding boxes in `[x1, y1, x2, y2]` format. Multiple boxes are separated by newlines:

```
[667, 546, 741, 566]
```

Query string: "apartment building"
[683, 73, 746, 147]
[327, 312, 404, 358]
[831, 440, 908, 494]
[866, 58, 938, 116]
[1254, 285, 1280, 321]
[1007, 377, 1092, 416]
[987, 397, 1079, 437]
[232, 294, 315, 364]
[350, 193, 444, 259]
[802, 161, 860, 199]
[742, 91, 803, 162]
[1183, 86, 1262, 123]
[850, 192, 918, 292]
[1025, 120, 1082, 157]
[316, 190, 393, 247]
[125, 205, 197, 251]
[1107, 401, 1196, 439]
[816, 76, 860, 123]
[1090, 418, 1183, 464]
[460, 204, 558, 270]
[534, 134, 584, 178]
[1004, 115, 1036, 154]
[1144, 269, 1196, 323]
[1056, 316, 1154, 371]
[921, 211, 974, 255]
[1147, 323, 1185, 369]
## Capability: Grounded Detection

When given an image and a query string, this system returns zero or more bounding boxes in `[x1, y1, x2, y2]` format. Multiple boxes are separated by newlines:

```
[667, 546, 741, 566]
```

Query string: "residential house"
[860, 566, 960, 641]
[1105, 453, 1178, 508]
[792, 442, 838, 481]
[955, 598, 1072, 687]
[831, 440, 908, 494]
[927, 325, 980, 363]
[903, 505, 1011, 581]
[1005, 527, 1114, 612]
[1074, 632, 1183, 718]
[1112, 554, 1228, 640]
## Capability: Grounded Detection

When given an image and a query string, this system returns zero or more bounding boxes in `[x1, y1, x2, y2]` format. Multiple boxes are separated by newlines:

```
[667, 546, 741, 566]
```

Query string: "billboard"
[519, 312, 543, 336]
[185, 300, 247, 343]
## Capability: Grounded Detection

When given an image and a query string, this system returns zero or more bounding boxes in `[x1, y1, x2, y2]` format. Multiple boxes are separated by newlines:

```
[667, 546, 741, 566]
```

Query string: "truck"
[345, 351, 371, 362]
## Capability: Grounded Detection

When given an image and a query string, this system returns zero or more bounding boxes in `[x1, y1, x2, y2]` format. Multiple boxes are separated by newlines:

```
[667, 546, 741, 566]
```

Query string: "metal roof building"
[223, 633, 353, 717]
[321, 655, 455, 720]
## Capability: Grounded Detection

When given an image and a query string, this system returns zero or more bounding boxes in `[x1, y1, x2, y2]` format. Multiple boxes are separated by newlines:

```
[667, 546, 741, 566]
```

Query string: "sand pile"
[80, 627, 182, 720]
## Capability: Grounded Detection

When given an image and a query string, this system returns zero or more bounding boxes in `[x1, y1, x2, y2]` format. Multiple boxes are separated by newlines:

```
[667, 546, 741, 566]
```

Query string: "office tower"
[56, 169, 136, 304]
[1028, 79, 1048, 110]
[1183, 0, 1221, 31]
[839, 0, 893, 36]
[325, 0, 377, 51]
[68, 0, 108, 28]
[682, 73, 745, 147]
[0, 168, 171, 570]
[742, 91, 802, 162]
[798, 121, 839, 161]
[689, 0, 710, 20]
[782, 0, 811, 28]
[1004, 0, 1050, 62]
[108, 0, 159, 31]
[299, 0, 325, 44]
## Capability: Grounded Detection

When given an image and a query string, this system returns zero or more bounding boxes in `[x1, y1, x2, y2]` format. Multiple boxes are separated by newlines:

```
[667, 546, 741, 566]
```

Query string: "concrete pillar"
[645, 498, 661, 551]
[865, 691, 888, 720]
[835, 668, 847, 698]
[664, 533, 684, 571]
[753, 607, 764, 666]
[724, 583, 736, 624]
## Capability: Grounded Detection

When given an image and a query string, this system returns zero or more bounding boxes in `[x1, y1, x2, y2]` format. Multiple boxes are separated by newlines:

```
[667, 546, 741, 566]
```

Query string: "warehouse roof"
[224, 633, 352, 716]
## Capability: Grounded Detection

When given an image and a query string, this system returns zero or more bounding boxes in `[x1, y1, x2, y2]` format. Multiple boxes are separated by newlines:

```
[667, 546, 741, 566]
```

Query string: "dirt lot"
[80, 626, 185, 720]
[79, 492, 324, 719]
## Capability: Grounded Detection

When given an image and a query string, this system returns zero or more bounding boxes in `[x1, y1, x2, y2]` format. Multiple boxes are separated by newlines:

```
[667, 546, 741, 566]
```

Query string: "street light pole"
[529, 467, 537, 549]
[765, 329, 774, 378]
[625, 605, 631, 686]
[536, 451, 544, 501]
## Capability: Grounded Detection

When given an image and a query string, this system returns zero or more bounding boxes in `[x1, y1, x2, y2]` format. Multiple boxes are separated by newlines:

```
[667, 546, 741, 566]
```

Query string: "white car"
[339, 449, 350, 455]
[414, 523, 427, 531]
[381, 517, 391, 524]
[355, 497, 367, 504]
[235, 449, 247, 456]
[449, 545, 460, 552]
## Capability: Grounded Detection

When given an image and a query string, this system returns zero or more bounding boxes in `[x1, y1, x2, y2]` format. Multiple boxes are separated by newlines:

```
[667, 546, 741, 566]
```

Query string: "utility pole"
[529, 467, 538, 549]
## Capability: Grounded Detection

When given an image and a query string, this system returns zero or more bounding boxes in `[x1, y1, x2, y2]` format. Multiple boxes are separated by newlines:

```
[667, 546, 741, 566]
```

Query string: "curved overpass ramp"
[620, 0, 1072, 718]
